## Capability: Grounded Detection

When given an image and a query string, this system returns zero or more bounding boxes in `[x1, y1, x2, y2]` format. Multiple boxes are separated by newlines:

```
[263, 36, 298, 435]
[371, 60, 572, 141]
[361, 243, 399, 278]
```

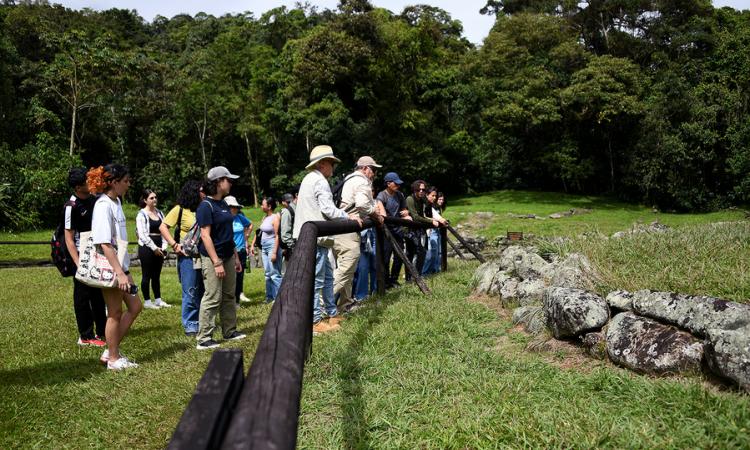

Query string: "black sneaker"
[223, 331, 246, 341]
[196, 339, 220, 350]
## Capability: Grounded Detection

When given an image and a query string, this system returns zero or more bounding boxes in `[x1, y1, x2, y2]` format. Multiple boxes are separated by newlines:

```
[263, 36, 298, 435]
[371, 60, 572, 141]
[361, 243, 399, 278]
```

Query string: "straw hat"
[305, 145, 341, 170]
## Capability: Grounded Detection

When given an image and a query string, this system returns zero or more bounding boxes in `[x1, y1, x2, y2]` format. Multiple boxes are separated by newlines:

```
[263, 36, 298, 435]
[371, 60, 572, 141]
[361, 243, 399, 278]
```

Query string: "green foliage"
[0, 1, 749, 229]
[0, 131, 80, 229]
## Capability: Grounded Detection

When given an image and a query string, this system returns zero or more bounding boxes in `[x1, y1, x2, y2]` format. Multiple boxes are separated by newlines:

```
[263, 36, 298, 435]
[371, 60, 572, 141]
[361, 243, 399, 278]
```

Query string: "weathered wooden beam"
[382, 226, 431, 295]
[446, 236, 466, 260]
[168, 349, 244, 450]
[446, 225, 485, 263]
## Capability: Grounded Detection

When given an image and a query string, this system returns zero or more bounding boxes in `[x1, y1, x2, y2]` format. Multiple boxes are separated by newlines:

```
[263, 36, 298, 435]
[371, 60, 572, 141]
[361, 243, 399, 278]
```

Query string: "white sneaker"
[239, 293, 251, 303]
[107, 356, 139, 371]
[154, 298, 171, 308]
[100, 349, 109, 364]
[144, 300, 159, 309]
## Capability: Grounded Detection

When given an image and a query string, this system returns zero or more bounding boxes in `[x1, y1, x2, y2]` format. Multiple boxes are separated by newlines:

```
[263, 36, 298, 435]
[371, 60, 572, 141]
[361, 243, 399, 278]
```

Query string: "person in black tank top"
[136, 190, 169, 309]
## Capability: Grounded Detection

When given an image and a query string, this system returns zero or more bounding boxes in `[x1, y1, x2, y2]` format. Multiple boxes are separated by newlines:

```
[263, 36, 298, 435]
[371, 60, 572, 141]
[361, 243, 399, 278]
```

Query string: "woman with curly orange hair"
[87, 163, 143, 371]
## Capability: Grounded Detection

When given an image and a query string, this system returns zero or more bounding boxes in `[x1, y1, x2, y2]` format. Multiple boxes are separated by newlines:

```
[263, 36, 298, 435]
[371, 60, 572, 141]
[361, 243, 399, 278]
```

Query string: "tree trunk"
[243, 132, 261, 207]
[69, 102, 77, 156]
[608, 139, 615, 192]
[195, 100, 208, 171]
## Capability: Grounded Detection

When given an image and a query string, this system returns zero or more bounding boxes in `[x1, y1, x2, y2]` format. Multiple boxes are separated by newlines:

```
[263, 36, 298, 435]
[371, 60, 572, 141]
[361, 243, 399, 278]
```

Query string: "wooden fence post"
[440, 226, 448, 272]
[375, 224, 386, 296]
[446, 225, 486, 263]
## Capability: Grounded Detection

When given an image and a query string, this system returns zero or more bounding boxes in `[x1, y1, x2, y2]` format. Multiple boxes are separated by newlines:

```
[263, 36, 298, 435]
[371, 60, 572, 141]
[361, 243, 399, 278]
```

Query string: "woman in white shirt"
[422, 187, 447, 275]
[87, 164, 143, 371]
[136, 189, 169, 309]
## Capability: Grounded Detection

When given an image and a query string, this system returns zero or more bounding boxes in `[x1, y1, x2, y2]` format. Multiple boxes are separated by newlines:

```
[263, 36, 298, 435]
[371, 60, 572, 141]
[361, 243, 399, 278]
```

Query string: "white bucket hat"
[224, 195, 243, 208]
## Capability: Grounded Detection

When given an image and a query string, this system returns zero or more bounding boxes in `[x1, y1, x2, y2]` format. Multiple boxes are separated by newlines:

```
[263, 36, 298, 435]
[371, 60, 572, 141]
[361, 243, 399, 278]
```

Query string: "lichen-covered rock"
[473, 262, 500, 294]
[705, 325, 750, 392]
[499, 246, 528, 271]
[606, 290, 634, 311]
[512, 305, 546, 334]
[499, 278, 520, 305]
[517, 279, 546, 306]
[513, 252, 554, 281]
[632, 290, 750, 337]
[550, 253, 594, 289]
[543, 287, 609, 339]
[581, 331, 607, 359]
[606, 312, 704, 375]
[487, 271, 509, 295]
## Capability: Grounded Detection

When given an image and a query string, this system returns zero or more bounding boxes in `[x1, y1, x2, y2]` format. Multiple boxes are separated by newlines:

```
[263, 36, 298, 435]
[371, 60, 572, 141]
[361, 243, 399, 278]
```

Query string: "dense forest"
[0, 0, 748, 229]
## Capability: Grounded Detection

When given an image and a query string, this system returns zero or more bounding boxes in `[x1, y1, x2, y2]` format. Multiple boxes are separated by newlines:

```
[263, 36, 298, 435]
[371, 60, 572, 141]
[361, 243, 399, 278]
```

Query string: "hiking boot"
[223, 331, 246, 341]
[144, 300, 159, 309]
[196, 339, 220, 350]
[312, 320, 340, 336]
[154, 298, 171, 308]
[107, 356, 139, 371]
[78, 337, 106, 347]
[328, 315, 345, 326]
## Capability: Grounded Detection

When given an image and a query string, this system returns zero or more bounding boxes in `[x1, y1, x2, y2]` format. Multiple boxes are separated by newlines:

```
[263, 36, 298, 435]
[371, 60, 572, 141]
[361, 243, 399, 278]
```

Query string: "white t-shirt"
[91, 194, 130, 271]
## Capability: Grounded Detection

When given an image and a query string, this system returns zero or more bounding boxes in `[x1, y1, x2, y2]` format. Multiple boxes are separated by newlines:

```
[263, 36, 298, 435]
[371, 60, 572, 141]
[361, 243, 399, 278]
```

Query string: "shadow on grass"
[336, 293, 401, 449]
[0, 342, 190, 386]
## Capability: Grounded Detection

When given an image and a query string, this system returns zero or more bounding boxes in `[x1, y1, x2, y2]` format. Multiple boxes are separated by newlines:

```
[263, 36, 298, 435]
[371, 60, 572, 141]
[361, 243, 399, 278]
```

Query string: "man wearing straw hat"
[293, 145, 362, 335]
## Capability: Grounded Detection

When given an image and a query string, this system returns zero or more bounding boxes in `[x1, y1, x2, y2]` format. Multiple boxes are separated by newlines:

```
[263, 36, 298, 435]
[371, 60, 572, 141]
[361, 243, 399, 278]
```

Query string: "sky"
[54, 0, 750, 45]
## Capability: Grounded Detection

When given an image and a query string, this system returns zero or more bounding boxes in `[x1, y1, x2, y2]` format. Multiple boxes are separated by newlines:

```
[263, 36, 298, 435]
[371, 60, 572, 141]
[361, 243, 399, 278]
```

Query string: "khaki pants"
[333, 231, 361, 307]
[197, 254, 237, 343]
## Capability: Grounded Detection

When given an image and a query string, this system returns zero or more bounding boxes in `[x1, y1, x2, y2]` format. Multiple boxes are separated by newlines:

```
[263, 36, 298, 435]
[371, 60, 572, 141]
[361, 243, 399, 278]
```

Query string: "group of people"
[63, 145, 447, 370]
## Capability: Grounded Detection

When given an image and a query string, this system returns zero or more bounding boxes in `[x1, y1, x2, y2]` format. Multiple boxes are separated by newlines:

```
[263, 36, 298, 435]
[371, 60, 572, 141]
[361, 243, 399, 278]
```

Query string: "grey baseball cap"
[207, 166, 239, 181]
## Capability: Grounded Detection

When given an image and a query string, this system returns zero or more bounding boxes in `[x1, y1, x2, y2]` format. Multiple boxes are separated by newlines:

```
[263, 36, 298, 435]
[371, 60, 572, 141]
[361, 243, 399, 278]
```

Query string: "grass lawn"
[443, 190, 746, 237]
[1, 190, 748, 448]
[1, 262, 749, 448]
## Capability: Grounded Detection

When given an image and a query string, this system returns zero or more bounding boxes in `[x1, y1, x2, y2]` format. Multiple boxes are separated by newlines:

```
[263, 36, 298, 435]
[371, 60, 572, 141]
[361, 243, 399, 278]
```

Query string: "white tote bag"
[74, 231, 128, 289]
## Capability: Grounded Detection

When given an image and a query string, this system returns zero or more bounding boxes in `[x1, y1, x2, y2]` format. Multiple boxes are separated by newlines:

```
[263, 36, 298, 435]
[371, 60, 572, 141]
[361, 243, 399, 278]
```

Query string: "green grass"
[2, 263, 748, 449]
[2, 190, 749, 448]
[0, 265, 268, 449]
[539, 221, 750, 302]
[443, 190, 746, 238]
[298, 262, 750, 448]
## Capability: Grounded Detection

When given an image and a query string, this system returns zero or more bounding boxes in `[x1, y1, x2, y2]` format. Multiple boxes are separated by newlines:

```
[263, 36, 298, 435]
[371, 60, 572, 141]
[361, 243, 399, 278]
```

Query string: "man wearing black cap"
[376, 172, 412, 288]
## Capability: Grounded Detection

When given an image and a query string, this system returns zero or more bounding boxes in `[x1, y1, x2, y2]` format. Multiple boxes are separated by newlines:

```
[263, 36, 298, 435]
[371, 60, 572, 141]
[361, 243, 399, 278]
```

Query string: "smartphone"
[129, 284, 139, 295]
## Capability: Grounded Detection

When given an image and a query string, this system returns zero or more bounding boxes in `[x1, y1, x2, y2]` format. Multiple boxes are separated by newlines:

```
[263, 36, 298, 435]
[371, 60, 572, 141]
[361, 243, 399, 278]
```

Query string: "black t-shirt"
[64, 194, 97, 246]
[196, 197, 235, 259]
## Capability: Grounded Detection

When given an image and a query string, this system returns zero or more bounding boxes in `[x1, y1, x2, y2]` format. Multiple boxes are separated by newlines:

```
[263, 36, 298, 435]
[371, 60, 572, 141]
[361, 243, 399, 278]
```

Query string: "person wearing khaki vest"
[333, 156, 384, 309]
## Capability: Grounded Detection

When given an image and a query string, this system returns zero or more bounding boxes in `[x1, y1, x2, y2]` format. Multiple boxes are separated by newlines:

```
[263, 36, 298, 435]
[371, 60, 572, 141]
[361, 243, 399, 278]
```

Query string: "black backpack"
[331, 173, 356, 209]
[51, 200, 77, 277]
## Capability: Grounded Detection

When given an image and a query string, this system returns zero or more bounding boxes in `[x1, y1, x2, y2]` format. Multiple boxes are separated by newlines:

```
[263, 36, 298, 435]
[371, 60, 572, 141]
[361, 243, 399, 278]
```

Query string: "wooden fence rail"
[169, 217, 480, 449]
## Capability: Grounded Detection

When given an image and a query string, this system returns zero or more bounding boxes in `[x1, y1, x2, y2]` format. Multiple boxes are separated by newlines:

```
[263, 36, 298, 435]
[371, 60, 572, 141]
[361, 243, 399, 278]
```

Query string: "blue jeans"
[422, 231, 441, 275]
[354, 250, 377, 301]
[261, 238, 282, 302]
[313, 246, 337, 323]
[177, 255, 204, 333]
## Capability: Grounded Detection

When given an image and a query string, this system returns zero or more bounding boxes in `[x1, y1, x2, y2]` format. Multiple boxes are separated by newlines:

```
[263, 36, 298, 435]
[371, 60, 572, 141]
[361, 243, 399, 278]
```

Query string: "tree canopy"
[0, 0, 748, 228]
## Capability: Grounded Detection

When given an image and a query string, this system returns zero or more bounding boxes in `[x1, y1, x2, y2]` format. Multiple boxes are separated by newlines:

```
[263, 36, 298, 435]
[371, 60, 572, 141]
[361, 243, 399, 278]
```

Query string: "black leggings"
[138, 245, 164, 300]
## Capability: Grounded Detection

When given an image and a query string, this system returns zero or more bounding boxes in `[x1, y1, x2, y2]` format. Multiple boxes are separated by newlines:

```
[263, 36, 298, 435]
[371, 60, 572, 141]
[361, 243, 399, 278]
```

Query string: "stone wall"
[472, 245, 750, 391]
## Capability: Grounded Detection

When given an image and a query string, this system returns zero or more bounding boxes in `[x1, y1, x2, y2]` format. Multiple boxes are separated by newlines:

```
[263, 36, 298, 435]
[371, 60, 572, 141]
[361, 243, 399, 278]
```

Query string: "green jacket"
[406, 194, 433, 227]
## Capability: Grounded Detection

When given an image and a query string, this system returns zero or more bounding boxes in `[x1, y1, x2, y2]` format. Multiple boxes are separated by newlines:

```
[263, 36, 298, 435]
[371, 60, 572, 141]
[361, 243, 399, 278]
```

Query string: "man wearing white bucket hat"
[293, 145, 362, 335]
